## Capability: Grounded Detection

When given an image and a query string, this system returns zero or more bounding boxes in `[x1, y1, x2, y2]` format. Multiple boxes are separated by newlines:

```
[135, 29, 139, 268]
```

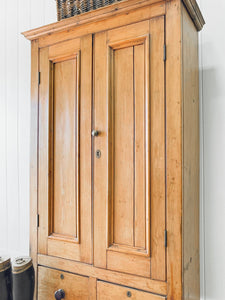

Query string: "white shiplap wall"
[0, 1, 224, 299]
[198, 1, 225, 299]
[0, 0, 56, 257]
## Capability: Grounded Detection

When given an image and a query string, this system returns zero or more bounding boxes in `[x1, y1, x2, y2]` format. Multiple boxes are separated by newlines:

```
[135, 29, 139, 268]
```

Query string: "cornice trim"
[22, 0, 205, 41]
[182, 0, 205, 31]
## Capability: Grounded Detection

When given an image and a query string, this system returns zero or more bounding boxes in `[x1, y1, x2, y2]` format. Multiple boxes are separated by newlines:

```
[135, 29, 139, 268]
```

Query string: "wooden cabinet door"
[93, 18, 166, 280]
[38, 35, 92, 263]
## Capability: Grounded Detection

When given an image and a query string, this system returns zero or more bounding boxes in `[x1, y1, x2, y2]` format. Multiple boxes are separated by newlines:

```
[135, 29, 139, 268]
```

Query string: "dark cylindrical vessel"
[12, 257, 35, 300]
[0, 257, 12, 300]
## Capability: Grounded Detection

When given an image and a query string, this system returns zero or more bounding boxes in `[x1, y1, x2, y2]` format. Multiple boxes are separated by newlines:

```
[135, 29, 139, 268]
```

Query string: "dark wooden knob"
[55, 289, 65, 300]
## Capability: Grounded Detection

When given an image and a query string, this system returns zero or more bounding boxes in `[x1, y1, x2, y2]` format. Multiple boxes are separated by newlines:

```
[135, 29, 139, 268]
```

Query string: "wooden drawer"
[97, 281, 166, 300]
[38, 266, 91, 299]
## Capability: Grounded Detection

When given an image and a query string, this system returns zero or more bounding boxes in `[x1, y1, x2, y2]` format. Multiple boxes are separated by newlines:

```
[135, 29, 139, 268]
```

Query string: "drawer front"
[38, 266, 90, 299]
[97, 281, 166, 300]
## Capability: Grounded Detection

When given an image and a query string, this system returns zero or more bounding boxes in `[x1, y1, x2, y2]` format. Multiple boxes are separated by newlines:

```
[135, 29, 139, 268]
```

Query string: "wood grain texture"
[134, 43, 146, 249]
[38, 35, 92, 263]
[107, 251, 151, 277]
[32, 3, 165, 48]
[113, 46, 134, 247]
[79, 34, 93, 264]
[97, 281, 166, 300]
[107, 19, 150, 43]
[22, 0, 165, 40]
[166, 0, 183, 299]
[182, 4, 200, 299]
[53, 58, 78, 239]
[49, 38, 80, 61]
[22, 0, 204, 41]
[107, 22, 150, 252]
[93, 31, 108, 269]
[38, 266, 90, 299]
[89, 277, 97, 300]
[149, 16, 166, 281]
[38, 254, 167, 295]
[26, 1, 203, 299]
[47, 236, 81, 261]
[30, 39, 39, 300]
[94, 18, 167, 279]
[38, 47, 50, 255]
[94, 18, 168, 280]
[107, 20, 151, 254]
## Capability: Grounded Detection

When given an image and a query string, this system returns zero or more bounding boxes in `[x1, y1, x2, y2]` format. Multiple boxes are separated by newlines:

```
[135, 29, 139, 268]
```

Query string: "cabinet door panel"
[38, 35, 92, 263]
[113, 46, 134, 247]
[53, 58, 79, 239]
[94, 18, 166, 280]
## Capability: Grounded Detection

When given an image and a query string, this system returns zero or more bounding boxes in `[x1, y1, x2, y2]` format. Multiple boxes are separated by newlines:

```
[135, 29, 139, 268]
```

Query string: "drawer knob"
[127, 291, 132, 297]
[55, 289, 65, 300]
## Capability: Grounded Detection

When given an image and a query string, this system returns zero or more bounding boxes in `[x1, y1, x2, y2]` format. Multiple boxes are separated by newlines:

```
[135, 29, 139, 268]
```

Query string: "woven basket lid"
[12, 257, 33, 274]
[0, 257, 11, 272]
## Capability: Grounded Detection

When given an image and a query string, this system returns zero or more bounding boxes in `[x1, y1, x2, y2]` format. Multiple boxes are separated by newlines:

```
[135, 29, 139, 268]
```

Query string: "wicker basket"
[56, 0, 123, 21]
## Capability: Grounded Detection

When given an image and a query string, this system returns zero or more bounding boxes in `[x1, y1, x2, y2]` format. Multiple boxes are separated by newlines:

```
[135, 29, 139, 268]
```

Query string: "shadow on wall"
[200, 40, 225, 299]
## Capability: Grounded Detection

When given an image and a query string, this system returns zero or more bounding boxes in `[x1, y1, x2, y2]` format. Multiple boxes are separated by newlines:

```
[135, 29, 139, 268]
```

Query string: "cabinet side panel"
[38, 47, 50, 255]
[182, 4, 200, 300]
[150, 15, 166, 281]
[30, 39, 39, 300]
[166, 1, 183, 299]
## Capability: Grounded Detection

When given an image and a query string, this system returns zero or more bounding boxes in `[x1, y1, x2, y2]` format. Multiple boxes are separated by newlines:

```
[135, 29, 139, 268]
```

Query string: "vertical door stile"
[80, 35, 92, 264]
[93, 31, 108, 269]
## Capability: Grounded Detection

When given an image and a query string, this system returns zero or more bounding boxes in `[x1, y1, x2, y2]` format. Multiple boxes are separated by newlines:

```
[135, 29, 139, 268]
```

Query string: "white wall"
[0, 0, 224, 299]
[0, 0, 57, 257]
[198, 1, 225, 299]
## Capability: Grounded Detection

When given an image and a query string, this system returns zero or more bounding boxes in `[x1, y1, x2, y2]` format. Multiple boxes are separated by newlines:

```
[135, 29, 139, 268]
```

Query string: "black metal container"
[0, 257, 12, 300]
[12, 257, 35, 300]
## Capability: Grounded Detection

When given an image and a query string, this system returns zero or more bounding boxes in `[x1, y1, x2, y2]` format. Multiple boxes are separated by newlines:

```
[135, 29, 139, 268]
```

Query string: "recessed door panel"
[94, 18, 166, 280]
[108, 43, 149, 253]
[113, 46, 134, 247]
[38, 36, 92, 263]
[53, 58, 79, 240]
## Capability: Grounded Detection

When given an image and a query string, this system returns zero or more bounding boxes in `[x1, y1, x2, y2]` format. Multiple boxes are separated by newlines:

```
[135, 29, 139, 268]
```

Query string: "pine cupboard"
[23, 0, 205, 299]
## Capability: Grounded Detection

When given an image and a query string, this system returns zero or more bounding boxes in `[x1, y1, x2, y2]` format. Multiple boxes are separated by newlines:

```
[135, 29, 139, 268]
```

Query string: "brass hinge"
[38, 72, 41, 85]
[37, 214, 40, 228]
[164, 230, 167, 247]
[163, 44, 167, 61]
